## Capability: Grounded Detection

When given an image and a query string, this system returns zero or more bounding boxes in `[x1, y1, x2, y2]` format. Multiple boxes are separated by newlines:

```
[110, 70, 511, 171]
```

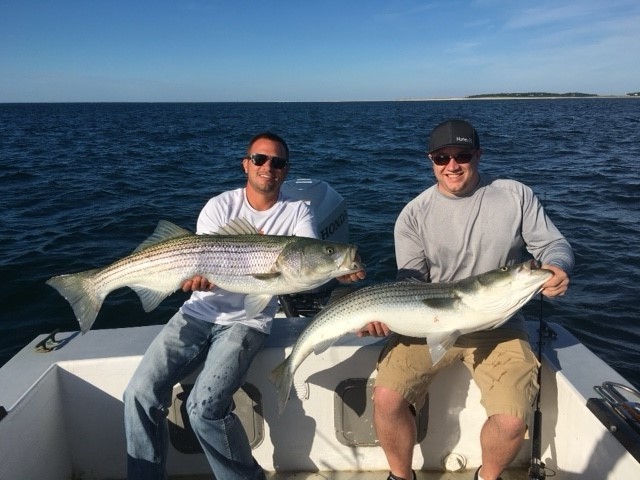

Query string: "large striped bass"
[270, 260, 552, 413]
[47, 218, 362, 334]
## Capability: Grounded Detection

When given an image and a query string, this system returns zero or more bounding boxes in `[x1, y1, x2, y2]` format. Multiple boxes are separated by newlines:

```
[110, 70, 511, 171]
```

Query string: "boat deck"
[176, 470, 531, 479]
[2, 322, 639, 480]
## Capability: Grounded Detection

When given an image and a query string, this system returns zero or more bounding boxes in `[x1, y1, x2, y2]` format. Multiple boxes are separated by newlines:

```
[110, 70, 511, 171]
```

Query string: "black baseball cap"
[428, 119, 480, 153]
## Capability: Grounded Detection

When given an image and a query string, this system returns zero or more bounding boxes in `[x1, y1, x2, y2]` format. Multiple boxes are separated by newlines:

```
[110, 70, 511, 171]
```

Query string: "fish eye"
[500, 266, 509, 271]
[326, 247, 335, 254]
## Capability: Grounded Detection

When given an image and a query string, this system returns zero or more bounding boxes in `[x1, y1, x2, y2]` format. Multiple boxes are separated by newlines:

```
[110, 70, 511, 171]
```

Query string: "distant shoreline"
[400, 92, 639, 101]
[1, 94, 639, 104]
[469, 92, 598, 98]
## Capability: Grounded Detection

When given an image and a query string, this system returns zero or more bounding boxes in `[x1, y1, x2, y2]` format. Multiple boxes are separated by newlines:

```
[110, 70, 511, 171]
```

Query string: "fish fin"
[130, 286, 174, 312]
[427, 329, 461, 366]
[405, 277, 427, 283]
[269, 357, 294, 414]
[46, 269, 104, 334]
[133, 221, 191, 253]
[244, 294, 273, 319]
[252, 272, 281, 280]
[311, 337, 337, 355]
[421, 297, 458, 309]
[213, 218, 260, 235]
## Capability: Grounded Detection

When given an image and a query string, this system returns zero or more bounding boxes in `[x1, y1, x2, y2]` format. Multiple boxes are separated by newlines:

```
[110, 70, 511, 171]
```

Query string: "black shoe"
[387, 471, 416, 480]
[474, 466, 503, 480]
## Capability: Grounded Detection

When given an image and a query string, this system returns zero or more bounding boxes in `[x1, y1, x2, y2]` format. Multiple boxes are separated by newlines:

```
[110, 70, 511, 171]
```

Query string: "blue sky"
[1, 0, 639, 102]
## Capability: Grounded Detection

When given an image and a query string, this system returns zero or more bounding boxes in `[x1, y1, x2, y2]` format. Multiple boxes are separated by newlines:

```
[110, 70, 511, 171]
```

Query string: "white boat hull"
[0, 320, 638, 479]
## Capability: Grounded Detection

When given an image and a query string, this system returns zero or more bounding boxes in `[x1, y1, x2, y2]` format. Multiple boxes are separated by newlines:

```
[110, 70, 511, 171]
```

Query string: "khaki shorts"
[375, 329, 540, 421]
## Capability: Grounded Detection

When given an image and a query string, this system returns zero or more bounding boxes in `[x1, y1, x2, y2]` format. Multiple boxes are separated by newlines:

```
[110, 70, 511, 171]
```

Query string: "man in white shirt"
[124, 132, 364, 480]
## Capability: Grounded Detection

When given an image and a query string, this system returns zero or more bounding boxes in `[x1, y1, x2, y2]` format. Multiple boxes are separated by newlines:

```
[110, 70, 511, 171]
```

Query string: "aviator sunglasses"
[246, 153, 288, 169]
[430, 150, 476, 166]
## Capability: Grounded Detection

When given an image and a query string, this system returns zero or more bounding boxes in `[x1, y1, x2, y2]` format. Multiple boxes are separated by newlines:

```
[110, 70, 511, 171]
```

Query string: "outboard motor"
[279, 178, 350, 316]
[281, 178, 349, 243]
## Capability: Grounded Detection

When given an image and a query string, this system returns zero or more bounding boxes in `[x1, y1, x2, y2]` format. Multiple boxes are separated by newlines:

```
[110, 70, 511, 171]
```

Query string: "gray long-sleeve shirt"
[394, 174, 574, 334]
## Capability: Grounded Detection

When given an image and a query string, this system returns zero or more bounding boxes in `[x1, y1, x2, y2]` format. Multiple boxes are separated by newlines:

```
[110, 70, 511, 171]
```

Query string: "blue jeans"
[124, 311, 268, 480]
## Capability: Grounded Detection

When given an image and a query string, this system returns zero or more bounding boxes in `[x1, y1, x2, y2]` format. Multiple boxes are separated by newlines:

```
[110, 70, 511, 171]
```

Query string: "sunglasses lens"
[430, 151, 474, 165]
[250, 153, 268, 166]
[432, 154, 449, 165]
[249, 153, 288, 169]
[271, 157, 287, 169]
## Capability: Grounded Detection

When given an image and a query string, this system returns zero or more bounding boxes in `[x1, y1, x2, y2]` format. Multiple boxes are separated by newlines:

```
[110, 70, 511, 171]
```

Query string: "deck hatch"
[168, 382, 264, 453]
[334, 378, 428, 447]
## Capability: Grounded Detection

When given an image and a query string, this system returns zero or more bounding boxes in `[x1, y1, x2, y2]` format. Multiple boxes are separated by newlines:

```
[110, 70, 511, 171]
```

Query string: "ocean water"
[1, 100, 639, 390]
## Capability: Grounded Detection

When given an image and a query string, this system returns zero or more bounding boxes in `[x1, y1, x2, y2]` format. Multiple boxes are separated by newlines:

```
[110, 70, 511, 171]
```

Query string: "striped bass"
[270, 260, 552, 413]
[47, 218, 362, 334]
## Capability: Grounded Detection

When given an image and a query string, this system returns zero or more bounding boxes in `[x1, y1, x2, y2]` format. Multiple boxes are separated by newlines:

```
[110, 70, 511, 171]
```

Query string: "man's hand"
[357, 321, 391, 337]
[336, 269, 366, 283]
[336, 254, 366, 283]
[541, 265, 570, 298]
[181, 275, 214, 292]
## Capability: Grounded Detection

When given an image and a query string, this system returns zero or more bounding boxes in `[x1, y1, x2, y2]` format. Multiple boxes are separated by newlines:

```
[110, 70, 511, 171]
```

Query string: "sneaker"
[474, 466, 503, 480]
[387, 472, 416, 480]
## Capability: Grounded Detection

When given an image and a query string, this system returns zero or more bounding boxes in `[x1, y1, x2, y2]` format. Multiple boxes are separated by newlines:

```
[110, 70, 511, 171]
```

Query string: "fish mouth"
[520, 259, 553, 282]
[528, 259, 542, 270]
[525, 260, 552, 275]
[341, 245, 364, 273]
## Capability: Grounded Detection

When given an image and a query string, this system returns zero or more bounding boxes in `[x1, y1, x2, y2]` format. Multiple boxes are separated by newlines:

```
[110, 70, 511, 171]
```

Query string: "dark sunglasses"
[247, 153, 288, 169]
[430, 151, 476, 166]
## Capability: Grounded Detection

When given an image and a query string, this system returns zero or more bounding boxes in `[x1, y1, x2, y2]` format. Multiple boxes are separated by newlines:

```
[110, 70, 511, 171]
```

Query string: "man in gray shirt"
[361, 120, 573, 480]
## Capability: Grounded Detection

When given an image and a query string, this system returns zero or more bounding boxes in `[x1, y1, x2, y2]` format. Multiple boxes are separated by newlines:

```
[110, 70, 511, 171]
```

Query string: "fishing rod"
[528, 194, 556, 480]
[528, 289, 547, 480]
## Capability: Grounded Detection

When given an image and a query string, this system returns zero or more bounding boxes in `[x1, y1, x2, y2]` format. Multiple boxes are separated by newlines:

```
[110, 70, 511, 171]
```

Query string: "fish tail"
[46, 268, 104, 334]
[269, 357, 294, 415]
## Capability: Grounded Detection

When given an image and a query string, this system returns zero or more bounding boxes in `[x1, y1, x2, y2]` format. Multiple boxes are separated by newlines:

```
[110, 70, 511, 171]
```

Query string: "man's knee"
[123, 379, 145, 409]
[186, 391, 229, 427]
[488, 414, 526, 439]
[123, 374, 169, 417]
[374, 386, 412, 416]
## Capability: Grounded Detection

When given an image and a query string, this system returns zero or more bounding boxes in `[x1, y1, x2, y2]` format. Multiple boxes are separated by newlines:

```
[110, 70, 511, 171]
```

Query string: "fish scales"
[99, 234, 291, 281]
[270, 261, 553, 413]
[89, 237, 296, 296]
[312, 282, 459, 321]
[47, 219, 362, 333]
